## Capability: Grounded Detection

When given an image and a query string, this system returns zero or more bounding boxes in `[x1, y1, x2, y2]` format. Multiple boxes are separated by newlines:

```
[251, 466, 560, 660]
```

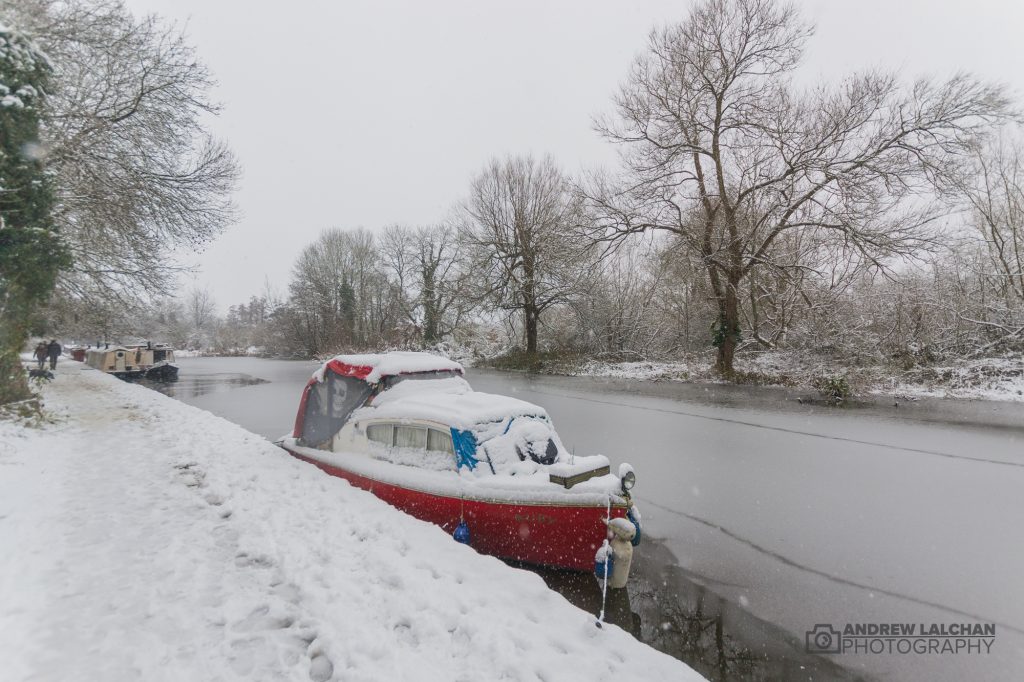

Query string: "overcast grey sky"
[123, 0, 1024, 310]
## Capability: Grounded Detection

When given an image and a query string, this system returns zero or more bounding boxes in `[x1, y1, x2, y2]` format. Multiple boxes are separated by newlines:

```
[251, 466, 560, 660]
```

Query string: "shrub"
[812, 375, 852, 405]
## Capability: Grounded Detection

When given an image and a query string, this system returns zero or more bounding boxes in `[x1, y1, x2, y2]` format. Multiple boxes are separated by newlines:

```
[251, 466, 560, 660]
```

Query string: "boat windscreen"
[379, 369, 463, 391]
[301, 373, 374, 446]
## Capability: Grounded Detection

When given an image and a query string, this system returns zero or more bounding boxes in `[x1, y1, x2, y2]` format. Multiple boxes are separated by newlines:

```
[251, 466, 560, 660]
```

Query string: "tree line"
[4, 0, 1022, 406]
[174, 0, 1024, 373]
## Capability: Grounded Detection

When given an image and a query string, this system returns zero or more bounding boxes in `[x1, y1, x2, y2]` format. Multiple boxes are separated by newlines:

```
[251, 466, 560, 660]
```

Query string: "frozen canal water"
[154, 357, 1024, 681]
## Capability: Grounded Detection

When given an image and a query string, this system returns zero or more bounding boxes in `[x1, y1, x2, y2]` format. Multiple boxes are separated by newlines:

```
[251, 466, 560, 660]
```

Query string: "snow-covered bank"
[566, 351, 1024, 403]
[0, 364, 702, 682]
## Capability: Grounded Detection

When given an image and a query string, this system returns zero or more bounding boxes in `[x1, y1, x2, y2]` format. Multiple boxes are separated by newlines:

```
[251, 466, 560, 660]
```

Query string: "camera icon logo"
[806, 624, 842, 654]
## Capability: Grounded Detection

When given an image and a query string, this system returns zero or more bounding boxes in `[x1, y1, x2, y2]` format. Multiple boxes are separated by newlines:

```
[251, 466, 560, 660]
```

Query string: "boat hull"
[282, 445, 626, 571]
[145, 363, 179, 381]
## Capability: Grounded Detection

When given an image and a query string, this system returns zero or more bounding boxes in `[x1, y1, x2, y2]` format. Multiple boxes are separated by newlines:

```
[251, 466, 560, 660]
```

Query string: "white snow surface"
[359, 375, 550, 435]
[356, 377, 616, 478]
[313, 351, 464, 384]
[0, 363, 701, 682]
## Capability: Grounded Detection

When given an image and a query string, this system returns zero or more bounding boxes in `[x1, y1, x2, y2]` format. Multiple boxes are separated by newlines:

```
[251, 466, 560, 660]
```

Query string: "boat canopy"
[294, 352, 465, 446]
[292, 352, 613, 480]
[312, 352, 464, 384]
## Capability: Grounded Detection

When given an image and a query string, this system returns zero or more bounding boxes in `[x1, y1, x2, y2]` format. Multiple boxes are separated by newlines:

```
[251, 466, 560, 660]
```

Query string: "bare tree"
[1, 0, 239, 302]
[288, 230, 357, 355]
[582, 0, 1014, 374]
[572, 237, 672, 358]
[461, 155, 587, 354]
[956, 132, 1024, 304]
[186, 287, 216, 332]
[287, 228, 401, 356]
[380, 224, 470, 344]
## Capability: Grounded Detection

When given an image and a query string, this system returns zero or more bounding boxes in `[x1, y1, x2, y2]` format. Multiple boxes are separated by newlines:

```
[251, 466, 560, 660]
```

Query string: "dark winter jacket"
[34, 344, 47, 360]
[47, 341, 62, 359]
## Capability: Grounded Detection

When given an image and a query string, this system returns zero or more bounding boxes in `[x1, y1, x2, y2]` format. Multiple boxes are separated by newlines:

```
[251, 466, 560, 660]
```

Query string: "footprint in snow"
[393, 621, 418, 647]
[233, 604, 295, 632]
[174, 463, 206, 488]
[234, 551, 275, 569]
[309, 653, 333, 682]
[271, 582, 302, 605]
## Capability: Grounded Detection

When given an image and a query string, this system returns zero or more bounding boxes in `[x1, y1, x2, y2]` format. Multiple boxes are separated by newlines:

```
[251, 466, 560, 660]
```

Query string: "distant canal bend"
[152, 357, 1024, 682]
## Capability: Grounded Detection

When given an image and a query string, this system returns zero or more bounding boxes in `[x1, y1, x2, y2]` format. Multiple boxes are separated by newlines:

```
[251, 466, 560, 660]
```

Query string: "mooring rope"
[596, 494, 611, 627]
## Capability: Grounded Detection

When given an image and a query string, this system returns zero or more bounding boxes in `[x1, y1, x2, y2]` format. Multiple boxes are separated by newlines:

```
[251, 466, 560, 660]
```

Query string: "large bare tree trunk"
[524, 305, 539, 354]
[422, 268, 439, 343]
[715, 279, 741, 375]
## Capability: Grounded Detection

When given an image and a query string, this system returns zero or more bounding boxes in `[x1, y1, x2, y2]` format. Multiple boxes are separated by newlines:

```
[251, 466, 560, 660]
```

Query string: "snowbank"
[873, 356, 1024, 402]
[0, 364, 701, 682]
[573, 351, 1024, 403]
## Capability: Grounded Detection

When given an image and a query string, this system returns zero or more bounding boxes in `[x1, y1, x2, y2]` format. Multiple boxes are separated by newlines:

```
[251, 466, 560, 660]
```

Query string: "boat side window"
[366, 423, 393, 445]
[394, 425, 427, 449]
[367, 423, 453, 455]
[427, 428, 454, 455]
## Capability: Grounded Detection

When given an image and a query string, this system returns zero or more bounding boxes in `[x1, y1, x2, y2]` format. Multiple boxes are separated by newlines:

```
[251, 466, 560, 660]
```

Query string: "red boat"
[278, 352, 640, 572]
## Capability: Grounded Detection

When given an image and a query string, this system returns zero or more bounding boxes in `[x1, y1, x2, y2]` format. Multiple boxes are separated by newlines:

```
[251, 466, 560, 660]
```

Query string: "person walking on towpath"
[34, 342, 47, 370]
[46, 339, 62, 370]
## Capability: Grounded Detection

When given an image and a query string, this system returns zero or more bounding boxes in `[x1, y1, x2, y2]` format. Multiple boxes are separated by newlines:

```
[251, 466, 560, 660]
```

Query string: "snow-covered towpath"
[0, 364, 702, 682]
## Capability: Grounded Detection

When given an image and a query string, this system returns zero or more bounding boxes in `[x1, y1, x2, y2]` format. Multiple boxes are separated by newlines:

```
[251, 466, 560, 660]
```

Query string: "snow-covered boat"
[278, 352, 641, 573]
[85, 343, 179, 381]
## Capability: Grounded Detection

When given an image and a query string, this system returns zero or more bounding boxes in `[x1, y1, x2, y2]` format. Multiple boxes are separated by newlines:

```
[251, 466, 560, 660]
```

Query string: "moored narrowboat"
[85, 343, 179, 381]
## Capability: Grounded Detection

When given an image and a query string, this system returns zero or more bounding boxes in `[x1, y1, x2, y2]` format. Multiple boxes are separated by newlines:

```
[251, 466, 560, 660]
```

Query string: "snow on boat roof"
[353, 376, 549, 432]
[312, 351, 463, 384]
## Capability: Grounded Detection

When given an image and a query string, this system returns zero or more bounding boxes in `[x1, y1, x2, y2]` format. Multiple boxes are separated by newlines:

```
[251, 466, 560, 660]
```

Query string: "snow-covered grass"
[876, 356, 1024, 402]
[576, 359, 696, 383]
[571, 350, 1024, 403]
[0, 363, 702, 682]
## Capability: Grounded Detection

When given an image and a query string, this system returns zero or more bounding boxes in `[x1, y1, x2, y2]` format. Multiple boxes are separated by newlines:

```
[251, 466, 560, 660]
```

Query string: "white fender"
[606, 517, 636, 589]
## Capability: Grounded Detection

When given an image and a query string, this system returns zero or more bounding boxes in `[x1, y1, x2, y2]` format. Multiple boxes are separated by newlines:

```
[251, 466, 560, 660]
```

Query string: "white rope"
[596, 495, 611, 627]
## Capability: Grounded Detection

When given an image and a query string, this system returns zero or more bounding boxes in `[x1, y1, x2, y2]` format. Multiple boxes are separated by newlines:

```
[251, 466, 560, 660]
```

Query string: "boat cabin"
[125, 343, 176, 367]
[293, 352, 612, 484]
[86, 347, 135, 374]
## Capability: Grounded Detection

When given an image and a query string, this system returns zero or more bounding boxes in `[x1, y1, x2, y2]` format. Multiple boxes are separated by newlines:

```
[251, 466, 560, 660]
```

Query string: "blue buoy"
[594, 553, 614, 580]
[627, 507, 642, 547]
[453, 520, 471, 545]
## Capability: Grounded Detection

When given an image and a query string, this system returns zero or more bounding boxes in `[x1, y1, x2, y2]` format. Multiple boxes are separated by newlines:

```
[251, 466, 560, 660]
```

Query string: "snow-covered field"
[0, 363, 702, 682]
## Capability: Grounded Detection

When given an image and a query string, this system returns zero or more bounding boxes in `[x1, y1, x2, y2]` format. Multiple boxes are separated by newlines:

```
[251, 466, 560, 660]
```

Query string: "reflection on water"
[144, 372, 268, 400]
[518, 538, 863, 682]
[628, 539, 867, 681]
